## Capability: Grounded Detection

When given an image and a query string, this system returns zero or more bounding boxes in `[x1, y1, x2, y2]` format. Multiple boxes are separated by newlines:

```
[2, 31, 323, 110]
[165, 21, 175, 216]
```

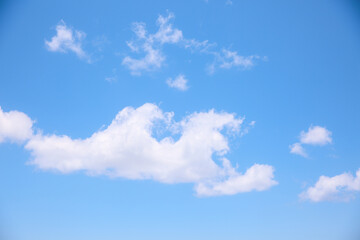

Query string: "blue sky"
[0, 0, 360, 239]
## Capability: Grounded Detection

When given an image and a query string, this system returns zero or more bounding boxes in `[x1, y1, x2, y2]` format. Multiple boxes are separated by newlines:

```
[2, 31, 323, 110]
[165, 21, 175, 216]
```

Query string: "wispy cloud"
[122, 12, 262, 76]
[290, 126, 332, 157]
[45, 20, 90, 62]
[122, 13, 182, 75]
[105, 68, 118, 83]
[166, 74, 189, 91]
[207, 49, 261, 74]
[0, 104, 277, 197]
[225, 0, 233, 6]
[300, 169, 360, 202]
[219, 49, 258, 69]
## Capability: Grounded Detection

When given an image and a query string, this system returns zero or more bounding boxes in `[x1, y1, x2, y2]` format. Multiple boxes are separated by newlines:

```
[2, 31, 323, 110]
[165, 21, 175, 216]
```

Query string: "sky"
[0, 0, 360, 239]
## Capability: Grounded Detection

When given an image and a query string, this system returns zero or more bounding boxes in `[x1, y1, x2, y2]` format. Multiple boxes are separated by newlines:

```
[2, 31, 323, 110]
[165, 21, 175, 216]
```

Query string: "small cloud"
[207, 49, 262, 74]
[0, 107, 33, 143]
[300, 126, 332, 146]
[219, 49, 258, 69]
[45, 20, 90, 62]
[122, 46, 165, 75]
[122, 13, 182, 75]
[289, 143, 307, 157]
[166, 74, 189, 91]
[290, 125, 332, 158]
[225, 0, 233, 5]
[300, 169, 360, 202]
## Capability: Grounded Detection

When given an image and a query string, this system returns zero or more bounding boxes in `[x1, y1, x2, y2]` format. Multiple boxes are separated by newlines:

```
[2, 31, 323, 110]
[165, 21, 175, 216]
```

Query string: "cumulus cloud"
[122, 12, 261, 76]
[300, 169, 360, 202]
[196, 163, 277, 197]
[45, 20, 89, 61]
[0, 107, 33, 143]
[300, 126, 332, 146]
[0, 104, 277, 196]
[290, 126, 332, 157]
[166, 74, 189, 91]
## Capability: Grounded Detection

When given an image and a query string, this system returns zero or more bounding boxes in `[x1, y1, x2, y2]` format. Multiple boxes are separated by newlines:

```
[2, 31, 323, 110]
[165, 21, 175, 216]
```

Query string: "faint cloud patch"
[166, 74, 189, 91]
[105, 68, 118, 83]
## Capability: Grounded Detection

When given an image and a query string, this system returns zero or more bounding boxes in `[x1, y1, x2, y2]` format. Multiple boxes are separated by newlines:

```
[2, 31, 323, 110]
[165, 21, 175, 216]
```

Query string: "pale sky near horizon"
[0, 0, 360, 239]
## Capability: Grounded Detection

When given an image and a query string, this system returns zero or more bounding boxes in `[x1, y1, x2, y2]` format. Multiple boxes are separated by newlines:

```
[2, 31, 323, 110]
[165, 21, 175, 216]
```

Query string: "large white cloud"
[0, 107, 33, 143]
[0, 104, 277, 196]
[290, 126, 332, 157]
[300, 169, 360, 202]
[45, 20, 89, 61]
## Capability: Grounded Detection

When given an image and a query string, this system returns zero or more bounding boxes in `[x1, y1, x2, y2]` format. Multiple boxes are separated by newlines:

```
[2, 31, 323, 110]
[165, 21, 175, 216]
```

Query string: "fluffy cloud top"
[300, 126, 332, 146]
[0, 104, 277, 196]
[196, 163, 277, 197]
[0, 107, 33, 143]
[300, 169, 360, 202]
[45, 20, 88, 61]
[166, 74, 188, 91]
[290, 126, 332, 157]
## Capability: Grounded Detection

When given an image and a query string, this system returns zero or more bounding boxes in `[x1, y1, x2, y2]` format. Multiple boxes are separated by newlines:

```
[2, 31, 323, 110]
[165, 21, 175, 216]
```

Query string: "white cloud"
[0, 107, 33, 143]
[289, 143, 307, 157]
[184, 39, 213, 52]
[153, 13, 183, 44]
[6, 103, 277, 197]
[196, 163, 277, 197]
[45, 20, 89, 61]
[218, 49, 258, 69]
[122, 43, 165, 75]
[122, 12, 261, 76]
[300, 169, 360, 202]
[225, 0, 233, 5]
[300, 126, 332, 146]
[290, 126, 332, 157]
[122, 13, 182, 75]
[166, 74, 189, 91]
